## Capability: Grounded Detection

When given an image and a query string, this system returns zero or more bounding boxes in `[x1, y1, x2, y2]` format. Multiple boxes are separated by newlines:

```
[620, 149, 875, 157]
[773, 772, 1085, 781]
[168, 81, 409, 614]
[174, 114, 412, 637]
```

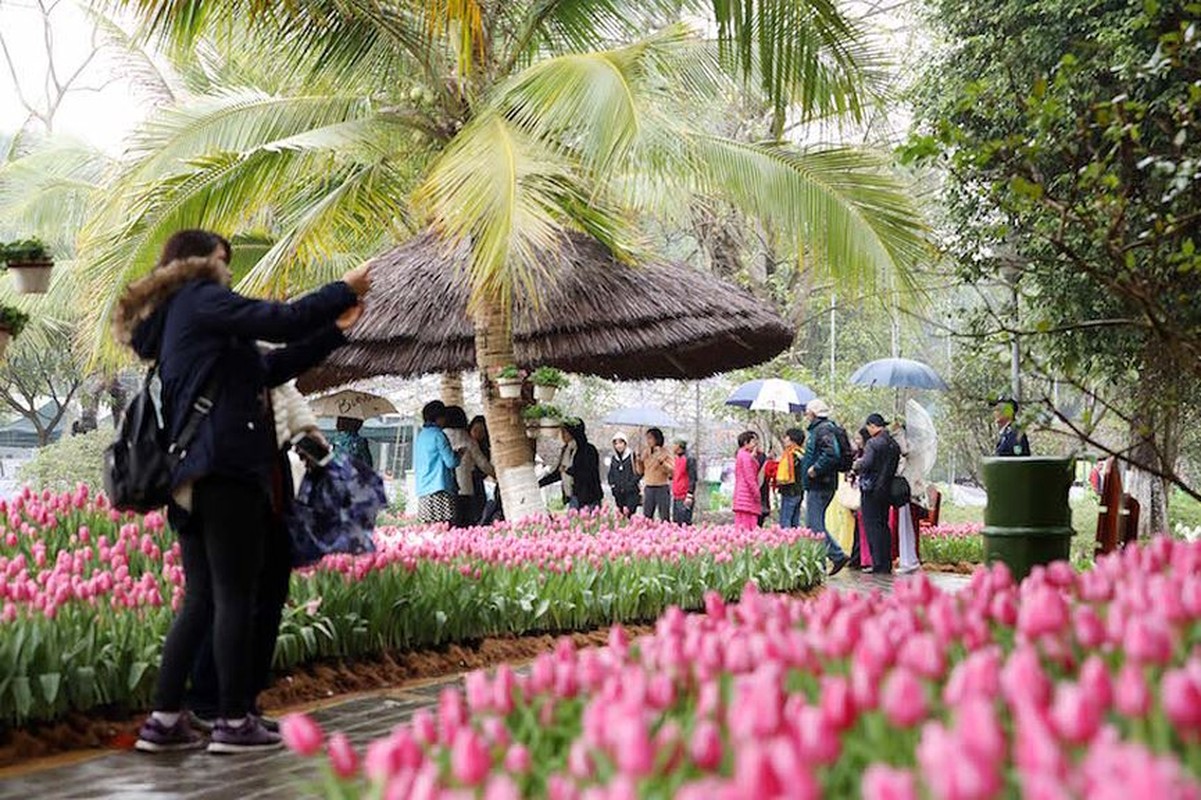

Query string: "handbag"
[889, 475, 912, 508]
[288, 454, 386, 567]
[836, 480, 861, 511]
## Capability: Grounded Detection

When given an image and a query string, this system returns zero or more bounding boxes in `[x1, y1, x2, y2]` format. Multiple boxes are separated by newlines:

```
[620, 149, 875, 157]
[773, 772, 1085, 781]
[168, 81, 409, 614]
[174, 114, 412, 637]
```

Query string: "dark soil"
[923, 561, 979, 574]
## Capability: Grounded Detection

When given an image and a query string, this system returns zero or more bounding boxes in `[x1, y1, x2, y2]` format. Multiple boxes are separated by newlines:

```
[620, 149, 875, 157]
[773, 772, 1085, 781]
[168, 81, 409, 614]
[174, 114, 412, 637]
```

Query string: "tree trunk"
[440, 372, 464, 406]
[1127, 363, 1177, 538]
[474, 297, 545, 520]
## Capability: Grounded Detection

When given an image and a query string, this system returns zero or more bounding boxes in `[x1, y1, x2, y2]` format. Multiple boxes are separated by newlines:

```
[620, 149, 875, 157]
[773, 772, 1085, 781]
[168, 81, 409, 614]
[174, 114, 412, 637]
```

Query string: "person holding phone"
[115, 229, 370, 754]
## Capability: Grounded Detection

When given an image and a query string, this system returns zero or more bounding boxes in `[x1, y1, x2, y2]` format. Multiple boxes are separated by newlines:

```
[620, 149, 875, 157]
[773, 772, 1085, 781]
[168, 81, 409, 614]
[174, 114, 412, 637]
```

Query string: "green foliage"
[497, 365, 523, 380]
[1, 239, 50, 264]
[0, 305, 31, 338]
[530, 366, 568, 388]
[522, 403, 563, 422]
[19, 430, 109, 492]
[909, 0, 1201, 502]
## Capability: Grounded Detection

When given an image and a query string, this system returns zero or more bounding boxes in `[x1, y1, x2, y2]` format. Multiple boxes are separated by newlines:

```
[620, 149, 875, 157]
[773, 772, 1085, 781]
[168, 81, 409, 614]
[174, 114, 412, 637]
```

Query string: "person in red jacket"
[671, 439, 698, 524]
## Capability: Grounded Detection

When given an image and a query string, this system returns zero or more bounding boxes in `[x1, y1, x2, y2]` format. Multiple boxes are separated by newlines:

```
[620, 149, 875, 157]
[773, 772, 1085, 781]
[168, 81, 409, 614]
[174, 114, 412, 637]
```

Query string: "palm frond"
[706, 0, 881, 126]
[414, 111, 629, 312]
[691, 137, 931, 288]
[0, 143, 115, 255]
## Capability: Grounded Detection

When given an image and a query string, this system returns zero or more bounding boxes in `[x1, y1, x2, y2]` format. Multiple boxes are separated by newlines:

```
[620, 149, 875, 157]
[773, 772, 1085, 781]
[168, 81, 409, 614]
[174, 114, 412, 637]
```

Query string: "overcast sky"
[0, 0, 148, 153]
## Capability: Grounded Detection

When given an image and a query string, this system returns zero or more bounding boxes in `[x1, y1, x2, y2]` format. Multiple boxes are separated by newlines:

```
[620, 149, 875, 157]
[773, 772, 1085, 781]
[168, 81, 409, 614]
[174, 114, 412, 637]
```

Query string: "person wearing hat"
[854, 412, 902, 574]
[801, 398, 850, 575]
[994, 400, 1030, 457]
[607, 432, 641, 516]
[670, 439, 699, 525]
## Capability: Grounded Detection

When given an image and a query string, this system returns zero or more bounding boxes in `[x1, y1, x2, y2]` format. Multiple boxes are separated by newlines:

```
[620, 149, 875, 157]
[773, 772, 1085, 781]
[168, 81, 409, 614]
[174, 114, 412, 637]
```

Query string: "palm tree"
[89, 1, 930, 518]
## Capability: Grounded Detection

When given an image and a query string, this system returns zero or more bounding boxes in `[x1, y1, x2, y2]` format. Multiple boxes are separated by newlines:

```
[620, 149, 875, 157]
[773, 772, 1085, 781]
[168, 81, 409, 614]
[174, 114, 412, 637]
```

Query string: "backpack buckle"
[193, 397, 213, 414]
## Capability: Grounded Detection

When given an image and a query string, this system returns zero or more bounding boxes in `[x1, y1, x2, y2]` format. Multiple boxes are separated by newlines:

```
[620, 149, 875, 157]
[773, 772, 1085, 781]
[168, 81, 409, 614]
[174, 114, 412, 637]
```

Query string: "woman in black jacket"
[539, 419, 602, 510]
[115, 230, 369, 754]
[607, 432, 640, 516]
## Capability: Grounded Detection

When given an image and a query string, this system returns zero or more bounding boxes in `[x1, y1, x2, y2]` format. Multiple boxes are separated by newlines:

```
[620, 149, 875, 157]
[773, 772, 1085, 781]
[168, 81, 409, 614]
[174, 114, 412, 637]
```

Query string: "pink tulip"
[1001, 647, 1051, 709]
[451, 728, 491, 786]
[280, 713, 324, 756]
[1161, 668, 1201, 733]
[862, 765, 918, 800]
[881, 668, 928, 728]
[1050, 682, 1102, 744]
[689, 720, 723, 770]
[504, 743, 531, 774]
[327, 733, 359, 778]
[1114, 663, 1151, 718]
[1017, 586, 1069, 638]
[1124, 617, 1174, 666]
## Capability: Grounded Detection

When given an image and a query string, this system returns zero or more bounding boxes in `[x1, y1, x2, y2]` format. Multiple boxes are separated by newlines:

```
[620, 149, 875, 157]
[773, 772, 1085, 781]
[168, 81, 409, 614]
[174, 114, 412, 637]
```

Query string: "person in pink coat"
[733, 431, 762, 530]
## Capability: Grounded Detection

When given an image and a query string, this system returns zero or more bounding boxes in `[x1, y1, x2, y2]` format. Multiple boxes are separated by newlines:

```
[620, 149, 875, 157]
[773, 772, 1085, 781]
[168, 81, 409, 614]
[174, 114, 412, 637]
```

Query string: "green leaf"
[38, 673, 62, 706]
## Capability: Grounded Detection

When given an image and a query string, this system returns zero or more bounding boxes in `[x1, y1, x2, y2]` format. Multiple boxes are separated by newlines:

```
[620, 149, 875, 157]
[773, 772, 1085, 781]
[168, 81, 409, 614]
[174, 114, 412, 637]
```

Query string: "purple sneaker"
[207, 717, 284, 754]
[135, 715, 207, 753]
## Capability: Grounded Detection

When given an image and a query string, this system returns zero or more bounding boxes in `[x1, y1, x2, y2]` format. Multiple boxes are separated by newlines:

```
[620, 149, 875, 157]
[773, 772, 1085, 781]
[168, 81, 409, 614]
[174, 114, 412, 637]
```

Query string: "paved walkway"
[0, 570, 971, 800]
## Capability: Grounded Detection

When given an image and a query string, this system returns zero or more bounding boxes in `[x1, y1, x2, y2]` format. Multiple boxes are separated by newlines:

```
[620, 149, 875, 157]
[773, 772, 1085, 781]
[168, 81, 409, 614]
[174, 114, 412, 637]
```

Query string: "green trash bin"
[981, 456, 1075, 581]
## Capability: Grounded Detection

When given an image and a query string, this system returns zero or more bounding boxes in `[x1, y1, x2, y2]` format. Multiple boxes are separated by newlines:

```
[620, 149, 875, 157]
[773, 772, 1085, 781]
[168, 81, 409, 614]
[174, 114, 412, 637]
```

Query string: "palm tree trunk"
[474, 296, 545, 520]
[440, 372, 464, 406]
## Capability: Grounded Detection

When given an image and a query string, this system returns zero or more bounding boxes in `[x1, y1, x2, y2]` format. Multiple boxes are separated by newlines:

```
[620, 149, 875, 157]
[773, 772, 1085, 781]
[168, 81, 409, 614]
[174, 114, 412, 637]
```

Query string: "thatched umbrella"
[298, 231, 794, 393]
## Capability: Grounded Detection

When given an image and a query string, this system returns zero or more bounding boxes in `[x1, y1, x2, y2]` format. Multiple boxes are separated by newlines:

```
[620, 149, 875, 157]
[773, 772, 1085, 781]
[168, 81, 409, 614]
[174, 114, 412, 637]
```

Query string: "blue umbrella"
[603, 406, 680, 428]
[725, 379, 817, 414]
[849, 358, 948, 391]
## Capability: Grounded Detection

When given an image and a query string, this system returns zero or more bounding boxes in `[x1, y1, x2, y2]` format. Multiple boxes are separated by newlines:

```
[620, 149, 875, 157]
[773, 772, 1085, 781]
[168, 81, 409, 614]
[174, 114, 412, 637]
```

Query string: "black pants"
[154, 476, 271, 718]
[862, 492, 892, 574]
[612, 489, 640, 516]
[452, 494, 476, 528]
[187, 519, 291, 718]
[643, 485, 671, 521]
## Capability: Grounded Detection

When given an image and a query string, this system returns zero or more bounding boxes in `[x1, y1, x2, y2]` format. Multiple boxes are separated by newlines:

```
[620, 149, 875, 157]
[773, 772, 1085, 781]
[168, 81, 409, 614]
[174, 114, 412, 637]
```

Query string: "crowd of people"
[730, 399, 927, 578]
[413, 401, 498, 526]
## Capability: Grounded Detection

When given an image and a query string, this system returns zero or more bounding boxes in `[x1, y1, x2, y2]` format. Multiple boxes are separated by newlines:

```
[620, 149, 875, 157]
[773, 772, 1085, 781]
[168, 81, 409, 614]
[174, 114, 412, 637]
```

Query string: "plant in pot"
[530, 366, 568, 402]
[521, 403, 563, 437]
[494, 365, 525, 400]
[2, 239, 54, 294]
[0, 305, 31, 358]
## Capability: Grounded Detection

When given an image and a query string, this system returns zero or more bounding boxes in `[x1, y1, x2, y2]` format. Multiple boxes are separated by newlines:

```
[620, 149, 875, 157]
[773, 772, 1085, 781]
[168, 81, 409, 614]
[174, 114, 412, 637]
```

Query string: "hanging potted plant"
[0, 305, 30, 359]
[2, 239, 54, 294]
[522, 403, 563, 436]
[495, 365, 525, 400]
[530, 366, 568, 402]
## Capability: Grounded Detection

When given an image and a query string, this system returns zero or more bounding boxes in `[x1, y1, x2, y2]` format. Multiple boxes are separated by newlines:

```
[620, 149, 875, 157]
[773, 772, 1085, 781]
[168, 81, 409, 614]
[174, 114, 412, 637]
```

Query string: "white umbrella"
[724, 379, 816, 414]
[904, 399, 937, 488]
[310, 389, 398, 420]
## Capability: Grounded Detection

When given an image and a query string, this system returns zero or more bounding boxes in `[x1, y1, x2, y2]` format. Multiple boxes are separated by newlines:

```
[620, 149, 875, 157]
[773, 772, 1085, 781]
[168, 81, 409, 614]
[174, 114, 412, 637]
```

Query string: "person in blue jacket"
[114, 230, 369, 754]
[414, 400, 461, 523]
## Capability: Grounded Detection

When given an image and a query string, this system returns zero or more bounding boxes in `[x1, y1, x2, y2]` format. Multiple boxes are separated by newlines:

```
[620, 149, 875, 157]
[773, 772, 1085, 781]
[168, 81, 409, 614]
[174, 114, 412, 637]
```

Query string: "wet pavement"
[0, 569, 972, 799]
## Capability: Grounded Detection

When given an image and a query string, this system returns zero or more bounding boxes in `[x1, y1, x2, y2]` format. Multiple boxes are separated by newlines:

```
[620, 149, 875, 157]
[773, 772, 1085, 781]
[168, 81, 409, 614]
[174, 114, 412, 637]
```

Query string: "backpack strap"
[168, 370, 223, 459]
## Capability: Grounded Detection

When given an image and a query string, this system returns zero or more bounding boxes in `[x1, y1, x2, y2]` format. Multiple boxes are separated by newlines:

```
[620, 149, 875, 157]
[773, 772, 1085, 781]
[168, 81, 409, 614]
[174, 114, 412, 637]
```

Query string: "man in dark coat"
[801, 398, 849, 575]
[994, 400, 1031, 457]
[854, 413, 901, 575]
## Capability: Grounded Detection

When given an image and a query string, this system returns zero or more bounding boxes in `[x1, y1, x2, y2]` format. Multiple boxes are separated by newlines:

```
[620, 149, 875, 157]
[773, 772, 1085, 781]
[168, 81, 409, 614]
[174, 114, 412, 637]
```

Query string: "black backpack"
[831, 423, 855, 473]
[103, 367, 219, 513]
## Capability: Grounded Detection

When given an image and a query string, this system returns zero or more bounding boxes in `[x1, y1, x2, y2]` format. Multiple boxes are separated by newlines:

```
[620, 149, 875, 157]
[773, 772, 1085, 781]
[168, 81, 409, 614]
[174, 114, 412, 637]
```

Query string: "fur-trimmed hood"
[113, 256, 228, 358]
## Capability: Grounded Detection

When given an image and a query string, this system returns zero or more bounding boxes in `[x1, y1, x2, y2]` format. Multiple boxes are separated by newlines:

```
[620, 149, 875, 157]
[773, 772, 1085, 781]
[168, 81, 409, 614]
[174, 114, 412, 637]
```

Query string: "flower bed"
[287, 539, 1201, 798]
[920, 523, 985, 565]
[0, 487, 825, 726]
